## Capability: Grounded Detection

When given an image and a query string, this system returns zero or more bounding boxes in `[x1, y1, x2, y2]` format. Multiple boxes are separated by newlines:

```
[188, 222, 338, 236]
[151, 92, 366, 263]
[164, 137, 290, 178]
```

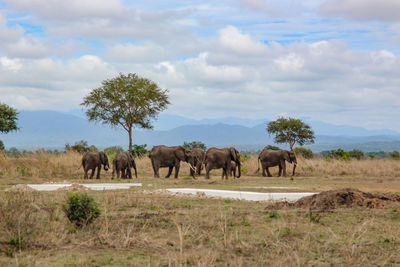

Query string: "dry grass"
[0, 190, 399, 266]
[0, 152, 400, 265]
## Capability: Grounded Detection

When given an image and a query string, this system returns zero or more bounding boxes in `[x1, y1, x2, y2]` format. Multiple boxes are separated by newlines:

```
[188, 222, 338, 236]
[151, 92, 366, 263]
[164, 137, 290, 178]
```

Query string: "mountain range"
[1, 110, 400, 152]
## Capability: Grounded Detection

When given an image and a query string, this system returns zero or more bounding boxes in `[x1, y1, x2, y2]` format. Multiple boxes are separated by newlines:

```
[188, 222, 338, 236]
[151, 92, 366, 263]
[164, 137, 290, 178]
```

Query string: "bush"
[131, 144, 149, 158]
[65, 140, 98, 154]
[390, 151, 400, 160]
[104, 146, 124, 155]
[264, 145, 281, 150]
[64, 192, 101, 227]
[325, 149, 351, 160]
[183, 141, 207, 151]
[293, 147, 313, 159]
[349, 149, 365, 160]
[0, 140, 4, 151]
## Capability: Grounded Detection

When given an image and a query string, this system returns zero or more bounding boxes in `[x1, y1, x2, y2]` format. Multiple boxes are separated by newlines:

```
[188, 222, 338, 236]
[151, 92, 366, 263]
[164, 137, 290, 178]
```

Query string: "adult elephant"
[204, 147, 241, 179]
[256, 149, 297, 177]
[82, 151, 110, 179]
[112, 152, 137, 179]
[149, 145, 192, 178]
[187, 148, 206, 177]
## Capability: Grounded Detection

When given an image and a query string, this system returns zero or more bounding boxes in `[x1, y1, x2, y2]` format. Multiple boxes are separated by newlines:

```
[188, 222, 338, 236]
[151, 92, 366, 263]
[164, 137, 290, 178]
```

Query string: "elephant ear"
[99, 152, 105, 163]
[283, 151, 291, 163]
[174, 146, 186, 161]
[230, 147, 238, 162]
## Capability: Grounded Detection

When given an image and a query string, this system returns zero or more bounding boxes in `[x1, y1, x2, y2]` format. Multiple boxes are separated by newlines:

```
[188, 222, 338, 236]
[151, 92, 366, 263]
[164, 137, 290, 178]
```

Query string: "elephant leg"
[197, 163, 202, 175]
[96, 166, 101, 179]
[152, 160, 160, 178]
[278, 165, 282, 177]
[166, 166, 173, 178]
[281, 161, 287, 177]
[233, 168, 236, 178]
[90, 168, 95, 179]
[127, 167, 132, 179]
[205, 164, 211, 179]
[222, 168, 227, 180]
[84, 168, 88, 179]
[266, 168, 272, 177]
[261, 165, 267, 177]
[174, 162, 180, 179]
[190, 167, 194, 177]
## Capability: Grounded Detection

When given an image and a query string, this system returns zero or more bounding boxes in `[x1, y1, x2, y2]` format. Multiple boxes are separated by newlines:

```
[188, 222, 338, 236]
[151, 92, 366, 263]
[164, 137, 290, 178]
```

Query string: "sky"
[1, 0, 400, 130]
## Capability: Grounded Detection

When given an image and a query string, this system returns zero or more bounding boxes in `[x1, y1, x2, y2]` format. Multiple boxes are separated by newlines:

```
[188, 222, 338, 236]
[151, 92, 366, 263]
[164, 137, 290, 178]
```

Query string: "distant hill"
[1, 110, 400, 152]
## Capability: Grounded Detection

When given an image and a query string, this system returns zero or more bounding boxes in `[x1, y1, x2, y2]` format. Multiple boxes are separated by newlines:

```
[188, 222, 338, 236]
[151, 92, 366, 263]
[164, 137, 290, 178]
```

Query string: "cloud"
[106, 43, 174, 63]
[320, 0, 400, 22]
[5, 0, 125, 20]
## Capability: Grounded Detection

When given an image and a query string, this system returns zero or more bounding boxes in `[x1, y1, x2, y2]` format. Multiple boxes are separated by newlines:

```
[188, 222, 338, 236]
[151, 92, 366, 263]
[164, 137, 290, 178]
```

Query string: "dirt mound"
[6, 184, 36, 192]
[270, 188, 400, 210]
[57, 183, 89, 192]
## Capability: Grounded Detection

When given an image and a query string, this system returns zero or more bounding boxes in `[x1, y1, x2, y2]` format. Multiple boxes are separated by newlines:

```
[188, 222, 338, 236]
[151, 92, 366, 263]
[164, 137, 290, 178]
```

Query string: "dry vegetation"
[0, 151, 400, 265]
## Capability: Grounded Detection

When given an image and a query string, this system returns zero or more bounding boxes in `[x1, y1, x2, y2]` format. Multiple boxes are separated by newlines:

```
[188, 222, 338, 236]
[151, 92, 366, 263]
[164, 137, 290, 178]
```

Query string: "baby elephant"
[112, 152, 137, 179]
[82, 151, 110, 179]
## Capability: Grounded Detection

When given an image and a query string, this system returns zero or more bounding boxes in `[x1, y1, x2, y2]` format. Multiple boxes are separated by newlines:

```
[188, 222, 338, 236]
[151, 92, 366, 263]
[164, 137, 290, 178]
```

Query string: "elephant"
[187, 148, 205, 177]
[82, 151, 110, 179]
[112, 152, 137, 179]
[256, 149, 297, 177]
[204, 147, 241, 179]
[149, 145, 192, 178]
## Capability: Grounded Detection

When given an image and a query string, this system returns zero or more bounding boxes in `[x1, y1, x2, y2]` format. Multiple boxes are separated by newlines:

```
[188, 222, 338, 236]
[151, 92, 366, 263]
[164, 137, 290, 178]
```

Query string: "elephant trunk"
[292, 163, 296, 176]
[237, 161, 241, 178]
[104, 163, 110, 171]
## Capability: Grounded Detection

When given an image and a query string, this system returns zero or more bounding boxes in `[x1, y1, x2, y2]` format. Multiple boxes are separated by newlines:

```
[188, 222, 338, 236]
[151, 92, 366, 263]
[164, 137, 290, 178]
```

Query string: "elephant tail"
[255, 156, 261, 174]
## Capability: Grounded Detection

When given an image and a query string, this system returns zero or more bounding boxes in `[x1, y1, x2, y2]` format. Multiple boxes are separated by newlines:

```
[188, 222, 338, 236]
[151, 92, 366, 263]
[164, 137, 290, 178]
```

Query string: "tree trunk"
[128, 127, 132, 156]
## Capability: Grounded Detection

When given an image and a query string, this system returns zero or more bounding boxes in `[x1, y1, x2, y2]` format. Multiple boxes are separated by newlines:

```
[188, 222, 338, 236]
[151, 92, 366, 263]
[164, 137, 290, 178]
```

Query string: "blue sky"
[1, 0, 400, 131]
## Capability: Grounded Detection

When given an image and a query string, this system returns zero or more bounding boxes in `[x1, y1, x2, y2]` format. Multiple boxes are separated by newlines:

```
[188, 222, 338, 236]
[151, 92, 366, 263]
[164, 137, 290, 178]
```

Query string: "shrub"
[325, 149, 351, 160]
[0, 140, 4, 151]
[131, 144, 149, 158]
[183, 141, 207, 151]
[293, 147, 314, 159]
[349, 149, 365, 160]
[65, 140, 98, 154]
[264, 145, 281, 150]
[390, 151, 400, 160]
[104, 146, 124, 155]
[64, 192, 101, 227]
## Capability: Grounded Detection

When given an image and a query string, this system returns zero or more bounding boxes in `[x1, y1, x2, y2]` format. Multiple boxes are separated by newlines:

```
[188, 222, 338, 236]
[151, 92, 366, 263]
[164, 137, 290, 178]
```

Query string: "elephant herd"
[81, 146, 297, 180]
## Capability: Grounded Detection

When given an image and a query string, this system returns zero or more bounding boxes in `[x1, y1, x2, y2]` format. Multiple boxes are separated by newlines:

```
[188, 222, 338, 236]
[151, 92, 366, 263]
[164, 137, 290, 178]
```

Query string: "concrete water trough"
[27, 183, 142, 191]
[166, 188, 317, 202]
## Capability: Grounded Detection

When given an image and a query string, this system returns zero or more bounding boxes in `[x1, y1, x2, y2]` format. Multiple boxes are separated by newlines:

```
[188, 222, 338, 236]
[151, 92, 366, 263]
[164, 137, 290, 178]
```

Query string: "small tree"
[293, 147, 314, 159]
[267, 117, 315, 150]
[0, 104, 19, 150]
[131, 144, 149, 158]
[183, 141, 207, 151]
[81, 73, 169, 156]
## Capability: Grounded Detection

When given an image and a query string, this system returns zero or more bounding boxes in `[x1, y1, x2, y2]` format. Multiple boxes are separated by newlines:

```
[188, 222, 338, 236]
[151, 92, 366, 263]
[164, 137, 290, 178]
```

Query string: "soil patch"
[6, 184, 36, 192]
[269, 188, 400, 210]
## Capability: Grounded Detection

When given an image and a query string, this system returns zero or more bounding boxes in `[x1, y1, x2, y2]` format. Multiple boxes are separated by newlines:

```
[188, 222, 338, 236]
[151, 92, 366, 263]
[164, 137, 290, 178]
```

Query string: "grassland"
[0, 151, 400, 266]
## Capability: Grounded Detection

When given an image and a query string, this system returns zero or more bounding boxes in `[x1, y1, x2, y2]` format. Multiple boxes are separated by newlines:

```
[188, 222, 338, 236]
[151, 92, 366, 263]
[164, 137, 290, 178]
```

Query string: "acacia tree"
[81, 73, 169, 155]
[0, 103, 19, 150]
[267, 117, 315, 150]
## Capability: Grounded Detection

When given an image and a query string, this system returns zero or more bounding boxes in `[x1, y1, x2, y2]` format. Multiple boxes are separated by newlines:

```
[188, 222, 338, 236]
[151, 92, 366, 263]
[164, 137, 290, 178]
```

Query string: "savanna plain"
[1, 151, 400, 266]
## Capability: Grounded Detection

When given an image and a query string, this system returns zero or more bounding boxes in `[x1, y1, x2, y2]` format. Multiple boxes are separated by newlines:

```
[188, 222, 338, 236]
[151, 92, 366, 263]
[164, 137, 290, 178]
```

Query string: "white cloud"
[217, 26, 268, 56]
[0, 57, 22, 71]
[106, 43, 174, 63]
[320, 0, 400, 22]
[6, 37, 49, 58]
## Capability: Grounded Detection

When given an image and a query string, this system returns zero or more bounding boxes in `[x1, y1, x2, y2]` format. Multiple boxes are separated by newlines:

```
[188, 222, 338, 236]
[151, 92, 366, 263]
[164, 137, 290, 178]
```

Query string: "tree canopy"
[0, 103, 19, 134]
[81, 73, 169, 155]
[267, 117, 315, 150]
[183, 141, 207, 151]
